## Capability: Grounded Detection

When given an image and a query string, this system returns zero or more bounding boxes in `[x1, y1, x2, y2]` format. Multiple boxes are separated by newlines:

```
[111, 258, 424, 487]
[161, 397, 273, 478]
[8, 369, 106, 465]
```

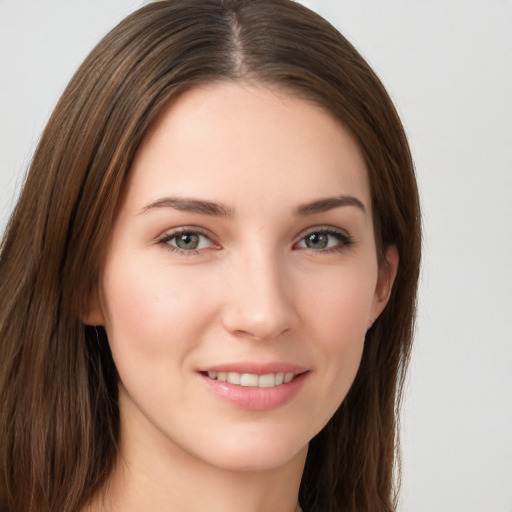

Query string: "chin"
[202, 442, 308, 474]
[181, 422, 311, 474]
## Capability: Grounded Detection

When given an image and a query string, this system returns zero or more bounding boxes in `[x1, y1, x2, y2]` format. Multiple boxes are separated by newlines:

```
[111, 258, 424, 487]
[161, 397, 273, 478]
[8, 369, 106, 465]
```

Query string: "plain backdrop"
[1, 1, 511, 511]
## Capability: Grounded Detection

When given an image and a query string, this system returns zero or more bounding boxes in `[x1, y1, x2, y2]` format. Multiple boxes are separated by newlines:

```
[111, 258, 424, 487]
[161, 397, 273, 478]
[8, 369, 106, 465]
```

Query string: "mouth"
[198, 365, 309, 410]
[202, 371, 299, 388]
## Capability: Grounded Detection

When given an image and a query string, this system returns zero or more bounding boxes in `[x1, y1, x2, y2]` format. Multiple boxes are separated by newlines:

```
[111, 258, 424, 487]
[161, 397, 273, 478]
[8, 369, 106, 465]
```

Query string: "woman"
[0, 1, 421, 511]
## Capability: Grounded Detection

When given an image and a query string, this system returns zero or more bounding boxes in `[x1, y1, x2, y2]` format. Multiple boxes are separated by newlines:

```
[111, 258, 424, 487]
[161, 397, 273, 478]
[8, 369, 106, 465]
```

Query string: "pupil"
[306, 233, 328, 249]
[176, 233, 199, 250]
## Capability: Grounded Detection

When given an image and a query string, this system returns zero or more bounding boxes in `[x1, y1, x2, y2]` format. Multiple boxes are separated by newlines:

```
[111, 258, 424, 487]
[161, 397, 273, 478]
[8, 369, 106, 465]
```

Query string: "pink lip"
[198, 362, 309, 411]
[199, 362, 308, 375]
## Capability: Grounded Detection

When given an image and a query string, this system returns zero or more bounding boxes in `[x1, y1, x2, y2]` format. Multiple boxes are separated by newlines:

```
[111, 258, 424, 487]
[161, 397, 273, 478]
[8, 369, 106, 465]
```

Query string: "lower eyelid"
[157, 228, 352, 253]
[157, 229, 220, 254]
[294, 230, 354, 252]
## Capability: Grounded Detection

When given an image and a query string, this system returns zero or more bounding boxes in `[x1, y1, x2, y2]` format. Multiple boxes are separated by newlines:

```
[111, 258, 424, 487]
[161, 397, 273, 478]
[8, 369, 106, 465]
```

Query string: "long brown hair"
[0, 1, 421, 511]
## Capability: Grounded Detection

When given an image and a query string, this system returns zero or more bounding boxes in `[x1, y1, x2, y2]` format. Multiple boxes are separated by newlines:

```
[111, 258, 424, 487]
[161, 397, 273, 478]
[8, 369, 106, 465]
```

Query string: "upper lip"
[198, 362, 309, 375]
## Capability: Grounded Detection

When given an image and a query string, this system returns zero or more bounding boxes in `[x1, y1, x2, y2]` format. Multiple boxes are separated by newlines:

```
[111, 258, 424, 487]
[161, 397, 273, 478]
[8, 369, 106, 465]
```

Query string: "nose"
[221, 249, 298, 341]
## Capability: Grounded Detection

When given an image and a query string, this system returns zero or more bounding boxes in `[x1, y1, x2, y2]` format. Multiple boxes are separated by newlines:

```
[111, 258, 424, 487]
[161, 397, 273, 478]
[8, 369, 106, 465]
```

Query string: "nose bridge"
[223, 241, 296, 340]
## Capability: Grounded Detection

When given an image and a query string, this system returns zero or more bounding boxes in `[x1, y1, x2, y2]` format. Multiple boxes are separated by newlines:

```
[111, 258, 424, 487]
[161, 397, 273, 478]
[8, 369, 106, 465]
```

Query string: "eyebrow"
[294, 195, 366, 216]
[140, 194, 366, 217]
[140, 196, 233, 217]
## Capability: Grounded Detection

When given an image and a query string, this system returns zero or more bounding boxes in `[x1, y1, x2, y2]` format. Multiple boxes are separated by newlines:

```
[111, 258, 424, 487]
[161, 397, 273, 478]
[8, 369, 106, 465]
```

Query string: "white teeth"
[240, 373, 259, 387]
[206, 371, 297, 388]
[227, 372, 241, 385]
[258, 373, 276, 388]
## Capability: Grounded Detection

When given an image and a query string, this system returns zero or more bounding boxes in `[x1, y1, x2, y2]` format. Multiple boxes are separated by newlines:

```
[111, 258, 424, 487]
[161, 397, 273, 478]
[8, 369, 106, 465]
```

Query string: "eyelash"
[157, 227, 354, 256]
[294, 228, 354, 254]
[157, 228, 217, 256]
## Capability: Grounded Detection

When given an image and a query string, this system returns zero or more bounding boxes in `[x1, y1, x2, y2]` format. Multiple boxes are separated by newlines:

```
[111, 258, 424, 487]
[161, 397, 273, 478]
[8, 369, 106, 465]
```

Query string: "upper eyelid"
[155, 224, 351, 247]
[295, 225, 350, 240]
[156, 226, 215, 242]
[293, 227, 354, 252]
[157, 228, 219, 256]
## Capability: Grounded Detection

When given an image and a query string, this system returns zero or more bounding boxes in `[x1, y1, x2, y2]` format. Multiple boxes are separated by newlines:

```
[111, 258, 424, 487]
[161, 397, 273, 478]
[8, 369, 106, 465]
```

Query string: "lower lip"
[199, 372, 308, 411]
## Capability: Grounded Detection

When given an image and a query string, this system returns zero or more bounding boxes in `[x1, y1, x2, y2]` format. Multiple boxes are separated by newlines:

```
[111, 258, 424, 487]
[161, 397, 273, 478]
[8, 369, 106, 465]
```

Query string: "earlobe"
[370, 245, 399, 324]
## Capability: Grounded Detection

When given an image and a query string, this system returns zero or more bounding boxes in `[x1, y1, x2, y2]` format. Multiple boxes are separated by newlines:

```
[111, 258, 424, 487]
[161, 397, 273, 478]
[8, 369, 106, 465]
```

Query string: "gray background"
[1, 1, 511, 510]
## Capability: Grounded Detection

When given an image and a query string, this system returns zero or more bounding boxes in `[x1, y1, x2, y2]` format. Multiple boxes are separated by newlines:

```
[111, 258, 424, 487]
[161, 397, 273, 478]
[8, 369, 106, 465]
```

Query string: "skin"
[85, 82, 398, 512]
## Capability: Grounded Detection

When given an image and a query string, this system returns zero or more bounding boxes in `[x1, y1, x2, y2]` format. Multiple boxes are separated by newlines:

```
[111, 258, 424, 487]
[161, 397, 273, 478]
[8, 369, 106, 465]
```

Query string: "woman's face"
[87, 83, 397, 472]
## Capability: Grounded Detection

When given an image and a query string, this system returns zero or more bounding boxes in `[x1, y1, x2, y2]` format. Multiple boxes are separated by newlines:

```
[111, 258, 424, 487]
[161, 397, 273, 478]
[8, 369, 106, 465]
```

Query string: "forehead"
[125, 82, 371, 213]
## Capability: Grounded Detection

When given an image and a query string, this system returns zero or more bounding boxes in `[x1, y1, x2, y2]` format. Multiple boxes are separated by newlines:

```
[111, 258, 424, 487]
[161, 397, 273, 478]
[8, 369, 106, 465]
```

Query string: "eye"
[158, 229, 217, 254]
[295, 229, 353, 252]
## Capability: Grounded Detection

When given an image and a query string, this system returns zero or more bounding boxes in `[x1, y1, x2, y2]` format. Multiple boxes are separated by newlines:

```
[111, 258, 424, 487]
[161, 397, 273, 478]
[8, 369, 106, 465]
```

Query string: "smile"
[206, 371, 296, 388]
[200, 368, 309, 410]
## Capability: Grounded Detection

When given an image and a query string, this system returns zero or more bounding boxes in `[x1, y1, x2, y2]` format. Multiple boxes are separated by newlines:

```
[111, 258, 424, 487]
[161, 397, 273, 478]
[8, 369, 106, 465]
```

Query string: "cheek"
[99, 259, 224, 421]
[309, 283, 368, 379]
[299, 266, 376, 417]
[303, 264, 377, 344]
[100, 258, 219, 363]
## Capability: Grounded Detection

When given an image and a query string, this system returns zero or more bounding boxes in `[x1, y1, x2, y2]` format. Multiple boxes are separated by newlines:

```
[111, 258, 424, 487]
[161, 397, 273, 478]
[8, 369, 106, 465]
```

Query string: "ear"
[369, 245, 399, 327]
[81, 289, 105, 326]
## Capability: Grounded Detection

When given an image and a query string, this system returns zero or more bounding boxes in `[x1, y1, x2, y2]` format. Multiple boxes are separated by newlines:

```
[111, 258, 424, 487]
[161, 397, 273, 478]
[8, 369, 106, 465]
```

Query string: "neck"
[104, 457, 304, 512]
[85, 392, 306, 512]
